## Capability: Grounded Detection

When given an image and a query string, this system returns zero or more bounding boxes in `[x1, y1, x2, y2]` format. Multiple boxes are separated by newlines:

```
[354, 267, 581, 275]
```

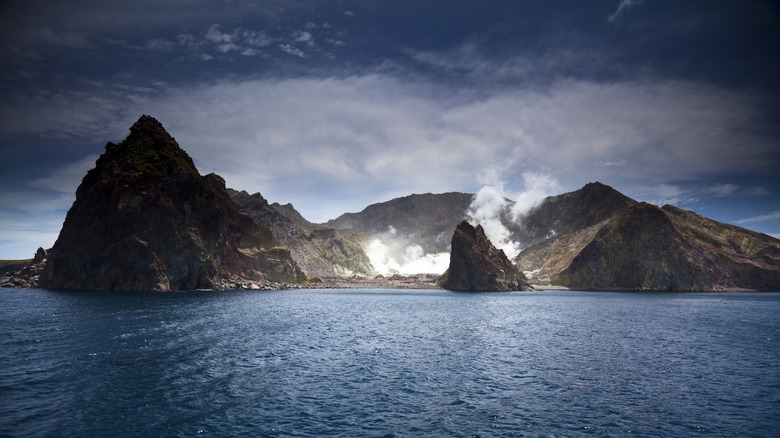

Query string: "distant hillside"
[515, 184, 780, 290]
[326, 192, 474, 254]
[230, 189, 375, 278]
[0, 259, 31, 276]
[328, 182, 780, 290]
[514, 182, 637, 248]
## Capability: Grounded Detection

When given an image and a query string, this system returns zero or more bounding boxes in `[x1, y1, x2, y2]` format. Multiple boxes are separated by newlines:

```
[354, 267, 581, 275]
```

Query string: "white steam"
[467, 171, 560, 259]
[467, 183, 521, 258]
[365, 172, 560, 275]
[365, 226, 450, 276]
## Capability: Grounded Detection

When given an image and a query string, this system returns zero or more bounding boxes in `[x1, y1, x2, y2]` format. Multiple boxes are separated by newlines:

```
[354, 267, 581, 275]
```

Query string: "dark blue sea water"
[1, 288, 778, 437]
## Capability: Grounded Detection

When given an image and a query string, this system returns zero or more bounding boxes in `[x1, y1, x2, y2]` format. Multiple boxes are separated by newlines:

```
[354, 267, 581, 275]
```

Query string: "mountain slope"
[326, 192, 474, 254]
[516, 183, 780, 290]
[515, 182, 637, 247]
[230, 190, 375, 277]
[515, 182, 638, 280]
[40, 115, 305, 291]
[527, 201, 780, 291]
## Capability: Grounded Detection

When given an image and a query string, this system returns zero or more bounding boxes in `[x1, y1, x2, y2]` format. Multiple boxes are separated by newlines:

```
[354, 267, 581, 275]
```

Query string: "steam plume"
[467, 171, 560, 258]
[365, 226, 450, 275]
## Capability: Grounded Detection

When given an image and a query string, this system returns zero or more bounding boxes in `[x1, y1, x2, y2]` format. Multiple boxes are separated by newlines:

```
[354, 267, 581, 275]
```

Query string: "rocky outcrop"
[39, 115, 305, 291]
[518, 182, 637, 245]
[0, 248, 48, 288]
[229, 190, 375, 278]
[439, 220, 531, 291]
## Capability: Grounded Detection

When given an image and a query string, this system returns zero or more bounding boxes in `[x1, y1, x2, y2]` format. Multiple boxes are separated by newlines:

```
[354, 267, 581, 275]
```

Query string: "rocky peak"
[40, 115, 304, 291]
[127, 114, 177, 145]
[438, 220, 531, 291]
[93, 115, 198, 186]
[0, 247, 49, 289]
[33, 247, 47, 264]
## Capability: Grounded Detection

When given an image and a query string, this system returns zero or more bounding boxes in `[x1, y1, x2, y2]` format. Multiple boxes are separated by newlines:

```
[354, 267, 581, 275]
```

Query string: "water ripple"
[1, 288, 779, 437]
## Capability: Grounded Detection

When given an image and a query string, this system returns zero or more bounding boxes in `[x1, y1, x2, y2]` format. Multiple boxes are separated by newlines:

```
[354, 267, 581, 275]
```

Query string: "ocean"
[1, 288, 778, 437]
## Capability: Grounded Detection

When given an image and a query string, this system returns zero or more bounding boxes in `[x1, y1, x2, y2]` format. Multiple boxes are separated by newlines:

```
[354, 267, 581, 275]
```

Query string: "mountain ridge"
[3, 115, 778, 291]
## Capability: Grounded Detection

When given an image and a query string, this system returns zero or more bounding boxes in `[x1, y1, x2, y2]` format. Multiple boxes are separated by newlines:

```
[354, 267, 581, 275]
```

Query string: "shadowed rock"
[39, 115, 305, 291]
[439, 220, 531, 291]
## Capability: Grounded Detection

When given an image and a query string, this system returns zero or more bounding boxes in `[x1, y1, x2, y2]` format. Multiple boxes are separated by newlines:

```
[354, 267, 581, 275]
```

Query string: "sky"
[1, 0, 779, 259]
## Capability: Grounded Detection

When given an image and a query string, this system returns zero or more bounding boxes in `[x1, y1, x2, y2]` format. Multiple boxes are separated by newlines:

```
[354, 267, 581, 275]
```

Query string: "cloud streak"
[608, 0, 644, 23]
[736, 211, 780, 225]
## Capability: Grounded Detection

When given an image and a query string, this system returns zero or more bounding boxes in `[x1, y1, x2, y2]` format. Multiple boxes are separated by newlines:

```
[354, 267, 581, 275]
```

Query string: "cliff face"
[230, 190, 375, 278]
[39, 115, 305, 291]
[439, 220, 531, 291]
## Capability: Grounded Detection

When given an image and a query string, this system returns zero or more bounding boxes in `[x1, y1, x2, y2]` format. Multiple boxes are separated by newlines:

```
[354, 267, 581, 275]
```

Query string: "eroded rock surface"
[439, 220, 531, 291]
[39, 115, 305, 291]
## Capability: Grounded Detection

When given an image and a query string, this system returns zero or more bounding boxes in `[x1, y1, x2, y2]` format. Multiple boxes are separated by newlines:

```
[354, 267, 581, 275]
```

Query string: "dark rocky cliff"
[39, 115, 305, 291]
[439, 220, 531, 291]
[229, 190, 375, 278]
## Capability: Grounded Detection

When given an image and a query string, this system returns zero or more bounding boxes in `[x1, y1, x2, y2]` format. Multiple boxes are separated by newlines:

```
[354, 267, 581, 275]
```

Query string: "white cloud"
[366, 238, 449, 275]
[707, 183, 739, 198]
[293, 30, 313, 45]
[146, 38, 175, 51]
[364, 226, 449, 275]
[467, 172, 560, 258]
[279, 43, 305, 57]
[736, 211, 780, 224]
[203, 25, 273, 54]
[745, 186, 770, 197]
[468, 183, 519, 258]
[608, 0, 644, 23]
[31, 154, 99, 194]
[1, 72, 776, 225]
[510, 173, 561, 219]
[33, 28, 90, 49]
[205, 25, 232, 44]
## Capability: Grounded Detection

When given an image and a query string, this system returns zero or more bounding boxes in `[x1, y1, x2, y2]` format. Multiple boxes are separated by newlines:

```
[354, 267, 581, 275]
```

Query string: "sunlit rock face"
[40, 115, 305, 291]
[439, 220, 532, 292]
[229, 189, 375, 278]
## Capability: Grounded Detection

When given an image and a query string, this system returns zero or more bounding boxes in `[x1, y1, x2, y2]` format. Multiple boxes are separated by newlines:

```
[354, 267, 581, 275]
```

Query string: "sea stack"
[439, 220, 532, 291]
[39, 115, 305, 291]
